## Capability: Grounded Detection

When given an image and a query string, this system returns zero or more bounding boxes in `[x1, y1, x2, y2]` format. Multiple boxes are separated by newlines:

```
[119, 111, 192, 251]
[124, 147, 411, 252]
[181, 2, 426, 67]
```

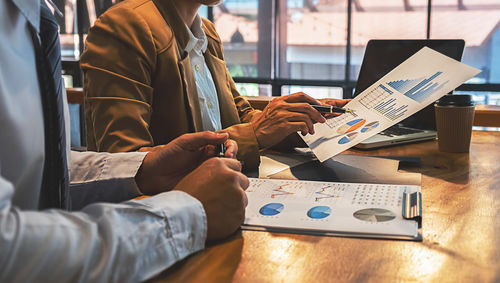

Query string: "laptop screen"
[353, 39, 465, 130]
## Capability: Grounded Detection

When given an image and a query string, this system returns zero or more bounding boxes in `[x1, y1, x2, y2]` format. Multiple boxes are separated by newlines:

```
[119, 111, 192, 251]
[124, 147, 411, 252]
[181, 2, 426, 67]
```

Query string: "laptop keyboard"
[379, 125, 424, 137]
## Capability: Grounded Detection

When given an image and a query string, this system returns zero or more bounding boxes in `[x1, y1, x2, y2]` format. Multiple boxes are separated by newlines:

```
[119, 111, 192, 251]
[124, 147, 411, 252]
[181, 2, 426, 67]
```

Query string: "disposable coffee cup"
[434, 94, 475, 153]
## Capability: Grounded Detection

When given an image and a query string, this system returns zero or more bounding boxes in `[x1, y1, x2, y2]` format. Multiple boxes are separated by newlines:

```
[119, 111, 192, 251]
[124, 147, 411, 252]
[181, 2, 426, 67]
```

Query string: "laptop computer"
[354, 39, 465, 149]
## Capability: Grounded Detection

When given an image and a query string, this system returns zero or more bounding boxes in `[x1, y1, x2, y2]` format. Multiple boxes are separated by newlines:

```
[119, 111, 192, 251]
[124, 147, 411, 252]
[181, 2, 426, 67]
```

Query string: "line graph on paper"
[271, 184, 295, 199]
[359, 84, 394, 109]
[314, 186, 341, 202]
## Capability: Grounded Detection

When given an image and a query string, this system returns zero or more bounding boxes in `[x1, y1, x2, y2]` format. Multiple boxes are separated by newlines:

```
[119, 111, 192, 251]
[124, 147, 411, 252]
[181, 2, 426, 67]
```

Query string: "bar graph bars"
[373, 99, 408, 120]
[387, 72, 449, 103]
[359, 84, 408, 121]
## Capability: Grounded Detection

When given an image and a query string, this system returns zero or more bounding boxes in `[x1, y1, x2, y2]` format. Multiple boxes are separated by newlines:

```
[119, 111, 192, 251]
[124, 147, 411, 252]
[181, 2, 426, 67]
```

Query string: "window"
[211, 0, 500, 104]
[213, 1, 268, 78]
[60, 0, 500, 105]
[431, 0, 500, 85]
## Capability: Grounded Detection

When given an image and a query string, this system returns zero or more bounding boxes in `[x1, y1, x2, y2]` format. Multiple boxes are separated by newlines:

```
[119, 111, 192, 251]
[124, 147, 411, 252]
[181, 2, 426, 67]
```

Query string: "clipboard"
[242, 178, 423, 241]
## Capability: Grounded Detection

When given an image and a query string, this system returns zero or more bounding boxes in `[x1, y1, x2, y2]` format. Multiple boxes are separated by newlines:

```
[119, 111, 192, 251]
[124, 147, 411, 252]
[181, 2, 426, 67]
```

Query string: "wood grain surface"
[151, 131, 500, 283]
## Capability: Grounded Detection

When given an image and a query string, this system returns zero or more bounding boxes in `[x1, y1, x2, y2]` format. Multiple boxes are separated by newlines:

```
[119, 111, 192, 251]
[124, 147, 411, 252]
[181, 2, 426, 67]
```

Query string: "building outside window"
[58, 0, 500, 102]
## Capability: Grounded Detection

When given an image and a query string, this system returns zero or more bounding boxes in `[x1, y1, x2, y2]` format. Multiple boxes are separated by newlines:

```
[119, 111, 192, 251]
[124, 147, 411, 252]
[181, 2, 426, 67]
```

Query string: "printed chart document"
[243, 178, 422, 240]
[302, 47, 481, 162]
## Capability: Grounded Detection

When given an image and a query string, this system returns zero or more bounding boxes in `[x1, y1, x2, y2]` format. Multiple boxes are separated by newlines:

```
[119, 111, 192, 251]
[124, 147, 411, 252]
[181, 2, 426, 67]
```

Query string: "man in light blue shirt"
[0, 0, 248, 282]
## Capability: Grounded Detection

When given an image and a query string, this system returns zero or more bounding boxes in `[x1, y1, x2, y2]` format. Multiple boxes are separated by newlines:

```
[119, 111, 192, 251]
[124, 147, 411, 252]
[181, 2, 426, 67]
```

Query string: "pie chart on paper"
[360, 121, 380, 133]
[338, 132, 360, 144]
[307, 206, 332, 219]
[259, 203, 284, 216]
[353, 208, 396, 222]
[336, 118, 366, 134]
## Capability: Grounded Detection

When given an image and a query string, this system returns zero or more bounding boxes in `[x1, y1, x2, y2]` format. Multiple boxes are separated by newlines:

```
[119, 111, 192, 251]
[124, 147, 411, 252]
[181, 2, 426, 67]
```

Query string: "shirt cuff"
[133, 190, 207, 258]
[69, 151, 147, 210]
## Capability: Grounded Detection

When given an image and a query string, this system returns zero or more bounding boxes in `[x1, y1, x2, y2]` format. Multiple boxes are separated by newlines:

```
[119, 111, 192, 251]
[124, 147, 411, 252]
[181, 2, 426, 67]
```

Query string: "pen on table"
[311, 104, 355, 114]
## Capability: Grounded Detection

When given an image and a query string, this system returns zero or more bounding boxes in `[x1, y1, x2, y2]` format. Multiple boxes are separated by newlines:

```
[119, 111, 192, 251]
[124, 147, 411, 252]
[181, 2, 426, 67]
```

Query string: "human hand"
[135, 132, 238, 195]
[317, 98, 351, 118]
[250, 92, 327, 149]
[174, 158, 249, 242]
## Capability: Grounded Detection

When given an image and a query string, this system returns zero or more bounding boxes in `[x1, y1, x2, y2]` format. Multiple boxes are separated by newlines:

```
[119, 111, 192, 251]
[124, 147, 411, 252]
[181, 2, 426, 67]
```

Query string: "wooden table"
[152, 131, 500, 282]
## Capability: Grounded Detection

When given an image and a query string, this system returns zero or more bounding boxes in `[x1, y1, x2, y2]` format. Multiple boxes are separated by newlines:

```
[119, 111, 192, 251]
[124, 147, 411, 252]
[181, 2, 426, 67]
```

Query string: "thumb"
[177, 131, 229, 150]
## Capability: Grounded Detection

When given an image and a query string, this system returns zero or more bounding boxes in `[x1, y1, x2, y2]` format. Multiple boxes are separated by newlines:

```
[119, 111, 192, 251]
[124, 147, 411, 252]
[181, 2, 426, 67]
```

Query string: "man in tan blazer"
[81, 0, 348, 170]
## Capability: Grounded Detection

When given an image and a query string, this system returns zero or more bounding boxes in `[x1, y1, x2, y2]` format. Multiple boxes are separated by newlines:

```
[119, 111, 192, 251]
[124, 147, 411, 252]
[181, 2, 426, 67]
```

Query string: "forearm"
[70, 150, 147, 210]
[0, 179, 206, 283]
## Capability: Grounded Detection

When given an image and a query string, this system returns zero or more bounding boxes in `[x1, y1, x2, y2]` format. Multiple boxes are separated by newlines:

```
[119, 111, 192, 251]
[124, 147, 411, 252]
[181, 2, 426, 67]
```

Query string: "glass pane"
[214, 0, 269, 78]
[236, 83, 272, 96]
[282, 0, 347, 80]
[351, 0, 428, 81]
[431, 0, 500, 84]
[282, 85, 343, 99]
[454, 91, 500, 106]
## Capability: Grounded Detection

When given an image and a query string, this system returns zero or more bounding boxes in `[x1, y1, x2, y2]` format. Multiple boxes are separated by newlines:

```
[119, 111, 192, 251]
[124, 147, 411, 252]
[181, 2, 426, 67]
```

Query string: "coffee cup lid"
[436, 94, 474, 106]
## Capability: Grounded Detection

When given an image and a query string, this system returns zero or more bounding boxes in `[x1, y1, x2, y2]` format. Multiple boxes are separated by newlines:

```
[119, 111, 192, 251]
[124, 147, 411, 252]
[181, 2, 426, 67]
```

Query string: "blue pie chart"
[338, 132, 359, 144]
[307, 206, 332, 219]
[259, 203, 284, 216]
[360, 121, 380, 133]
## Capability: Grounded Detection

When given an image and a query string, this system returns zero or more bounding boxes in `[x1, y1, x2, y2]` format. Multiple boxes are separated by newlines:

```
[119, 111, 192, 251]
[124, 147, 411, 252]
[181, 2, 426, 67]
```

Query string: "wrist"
[134, 151, 153, 194]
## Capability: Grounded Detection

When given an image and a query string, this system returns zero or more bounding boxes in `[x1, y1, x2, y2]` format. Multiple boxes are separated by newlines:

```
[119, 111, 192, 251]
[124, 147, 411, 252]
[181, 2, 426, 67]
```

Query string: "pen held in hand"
[311, 104, 354, 114]
[216, 143, 226, 158]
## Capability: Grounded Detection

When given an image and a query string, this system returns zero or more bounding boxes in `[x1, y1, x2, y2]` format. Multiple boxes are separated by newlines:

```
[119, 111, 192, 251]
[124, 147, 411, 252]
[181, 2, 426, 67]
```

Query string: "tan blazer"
[80, 0, 261, 169]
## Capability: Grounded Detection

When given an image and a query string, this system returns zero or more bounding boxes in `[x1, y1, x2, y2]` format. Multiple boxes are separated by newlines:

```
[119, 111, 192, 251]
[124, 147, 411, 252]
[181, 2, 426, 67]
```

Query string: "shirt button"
[194, 65, 200, 72]
[207, 101, 214, 109]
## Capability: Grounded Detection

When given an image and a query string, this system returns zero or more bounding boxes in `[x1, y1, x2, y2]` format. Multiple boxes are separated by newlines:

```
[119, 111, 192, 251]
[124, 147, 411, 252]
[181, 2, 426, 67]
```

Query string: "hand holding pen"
[313, 98, 353, 118]
[311, 105, 355, 114]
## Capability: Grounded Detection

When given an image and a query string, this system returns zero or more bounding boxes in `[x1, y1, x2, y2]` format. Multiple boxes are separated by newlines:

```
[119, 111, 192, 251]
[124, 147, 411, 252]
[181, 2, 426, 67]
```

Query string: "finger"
[241, 188, 248, 207]
[283, 102, 326, 123]
[287, 121, 310, 136]
[282, 112, 316, 135]
[283, 92, 321, 105]
[177, 131, 229, 150]
[319, 98, 351, 107]
[224, 139, 238, 159]
[137, 146, 155, 152]
[221, 158, 243, 172]
[323, 112, 342, 119]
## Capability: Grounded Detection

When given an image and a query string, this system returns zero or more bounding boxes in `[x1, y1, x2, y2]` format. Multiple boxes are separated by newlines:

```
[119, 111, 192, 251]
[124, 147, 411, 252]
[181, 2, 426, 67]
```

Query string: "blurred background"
[54, 0, 500, 144]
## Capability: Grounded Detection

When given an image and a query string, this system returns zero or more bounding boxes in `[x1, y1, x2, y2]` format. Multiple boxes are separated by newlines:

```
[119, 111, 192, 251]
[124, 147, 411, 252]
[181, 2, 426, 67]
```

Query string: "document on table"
[243, 178, 422, 240]
[302, 47, 481, 162]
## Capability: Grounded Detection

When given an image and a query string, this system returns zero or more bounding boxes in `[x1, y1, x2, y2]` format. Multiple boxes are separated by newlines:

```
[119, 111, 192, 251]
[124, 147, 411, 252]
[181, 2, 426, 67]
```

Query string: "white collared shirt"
[185, 15, 222, 132]
[0, 0, 206, 281]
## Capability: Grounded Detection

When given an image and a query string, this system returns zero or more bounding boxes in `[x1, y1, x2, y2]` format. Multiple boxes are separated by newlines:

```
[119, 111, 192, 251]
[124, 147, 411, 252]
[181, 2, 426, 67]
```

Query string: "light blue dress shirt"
[185, 15, 222, 132]
[0, 0, 207, 282]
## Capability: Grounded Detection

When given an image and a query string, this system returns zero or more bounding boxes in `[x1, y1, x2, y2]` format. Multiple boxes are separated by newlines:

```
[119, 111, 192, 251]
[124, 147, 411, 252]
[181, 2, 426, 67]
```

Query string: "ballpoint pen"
[311, 105, 355, 114]
[217, 143, 226, 157]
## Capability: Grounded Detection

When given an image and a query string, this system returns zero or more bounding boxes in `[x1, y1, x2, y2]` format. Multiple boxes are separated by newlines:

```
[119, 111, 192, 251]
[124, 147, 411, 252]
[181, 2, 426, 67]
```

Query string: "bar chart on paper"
[300, 47, 481, 162]
[387, 71, 449, 103]
[359, 84, 409, 121]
